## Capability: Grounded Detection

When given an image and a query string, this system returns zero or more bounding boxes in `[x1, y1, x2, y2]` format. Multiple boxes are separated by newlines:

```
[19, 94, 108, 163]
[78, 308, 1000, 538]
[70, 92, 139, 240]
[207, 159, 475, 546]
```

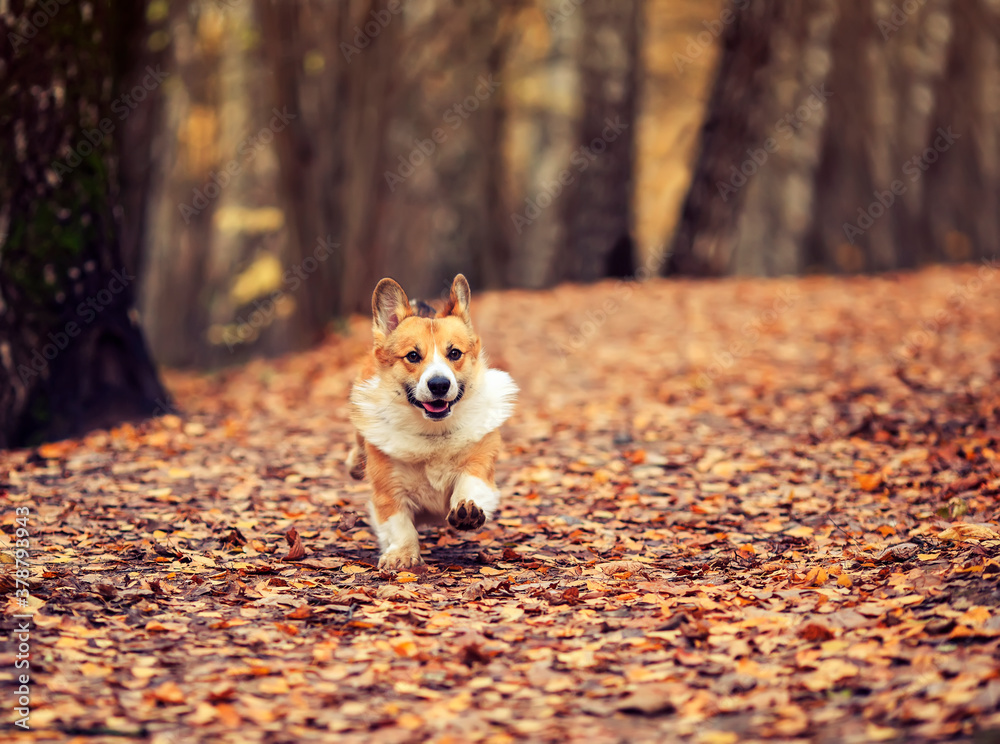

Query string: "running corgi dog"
[347, 275, 518, 570]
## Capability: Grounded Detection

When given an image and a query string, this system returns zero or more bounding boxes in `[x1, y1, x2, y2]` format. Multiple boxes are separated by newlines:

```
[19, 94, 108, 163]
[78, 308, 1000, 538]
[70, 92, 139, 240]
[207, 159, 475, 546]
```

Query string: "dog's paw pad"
[448, 499, 486, 531]
[378, 550, 422, 571]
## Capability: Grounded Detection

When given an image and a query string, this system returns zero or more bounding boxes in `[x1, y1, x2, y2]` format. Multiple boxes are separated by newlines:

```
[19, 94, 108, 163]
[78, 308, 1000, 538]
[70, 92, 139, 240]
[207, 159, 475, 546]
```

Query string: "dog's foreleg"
[371, 505, 422, 570]
[366, 444, 422, 570]
[448, 430, 501, 531]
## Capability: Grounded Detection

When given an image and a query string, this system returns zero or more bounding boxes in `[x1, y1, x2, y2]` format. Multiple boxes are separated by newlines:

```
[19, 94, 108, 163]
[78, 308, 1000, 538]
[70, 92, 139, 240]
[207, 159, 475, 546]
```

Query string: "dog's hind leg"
[346, 432, 368, 480]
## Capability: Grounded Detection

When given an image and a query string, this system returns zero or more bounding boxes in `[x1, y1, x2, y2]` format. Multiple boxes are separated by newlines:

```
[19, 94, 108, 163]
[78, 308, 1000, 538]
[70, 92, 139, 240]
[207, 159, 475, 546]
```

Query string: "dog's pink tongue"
[422, 401, 448, 413]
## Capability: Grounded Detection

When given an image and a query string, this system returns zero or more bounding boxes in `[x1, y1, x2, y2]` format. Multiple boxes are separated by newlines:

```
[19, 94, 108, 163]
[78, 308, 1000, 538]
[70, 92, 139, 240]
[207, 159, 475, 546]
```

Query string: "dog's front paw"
[378, 548, 423, 571]
[448, 499, 486, 531]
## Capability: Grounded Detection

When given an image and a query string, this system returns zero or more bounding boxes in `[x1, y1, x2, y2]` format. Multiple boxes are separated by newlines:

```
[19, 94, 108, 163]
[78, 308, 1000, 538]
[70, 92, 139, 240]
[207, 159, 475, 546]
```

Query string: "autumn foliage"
[2, 265, 999, 741]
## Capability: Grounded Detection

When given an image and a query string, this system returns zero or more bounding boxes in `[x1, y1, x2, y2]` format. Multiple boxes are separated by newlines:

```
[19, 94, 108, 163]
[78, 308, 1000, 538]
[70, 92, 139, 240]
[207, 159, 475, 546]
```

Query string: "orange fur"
[364, 444, 403, 522]
[460, 429, 501, 484]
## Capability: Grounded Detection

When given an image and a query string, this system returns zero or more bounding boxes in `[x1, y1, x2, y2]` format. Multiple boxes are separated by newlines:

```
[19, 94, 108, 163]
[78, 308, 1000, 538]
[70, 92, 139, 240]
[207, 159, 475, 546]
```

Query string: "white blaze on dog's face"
[371, 275, 481, 421]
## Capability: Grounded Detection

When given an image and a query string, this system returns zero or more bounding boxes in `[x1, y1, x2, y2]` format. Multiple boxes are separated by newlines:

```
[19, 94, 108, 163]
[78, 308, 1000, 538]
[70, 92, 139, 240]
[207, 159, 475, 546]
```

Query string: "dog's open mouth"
[407, 384, 464, 421]
[420, 399, 452, 419]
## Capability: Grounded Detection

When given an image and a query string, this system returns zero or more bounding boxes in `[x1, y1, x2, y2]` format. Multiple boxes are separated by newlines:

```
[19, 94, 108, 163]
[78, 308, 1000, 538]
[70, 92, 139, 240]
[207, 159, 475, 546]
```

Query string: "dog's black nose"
[427, 377, 451, 397]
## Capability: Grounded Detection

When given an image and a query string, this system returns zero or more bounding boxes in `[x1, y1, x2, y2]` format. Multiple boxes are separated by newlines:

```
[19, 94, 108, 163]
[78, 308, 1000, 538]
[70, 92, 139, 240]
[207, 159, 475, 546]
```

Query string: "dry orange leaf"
[37, 442, 71, 459]
[392, 639, 419, 657]
[938, 523, 1000, 542]
[593, 469, 613, 484]
[598, 560, 645, 576]
[211, 619, 249, 629]
[802, 659, 860, 691]
[959, 606, 990, 627]
[151, 681, 185, 704]
[214, 703, 241, 727]
[875, 543, 918, 562]
[500, 606, 525, 622]
[855, 473, 883, 492]
[283, 527, 306, 561]
[799, 622, 835, 642]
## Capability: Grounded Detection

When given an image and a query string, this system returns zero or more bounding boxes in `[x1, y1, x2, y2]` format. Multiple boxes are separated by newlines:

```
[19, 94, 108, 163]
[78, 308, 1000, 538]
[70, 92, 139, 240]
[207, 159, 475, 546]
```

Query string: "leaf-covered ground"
[3, 265, 1000, 743]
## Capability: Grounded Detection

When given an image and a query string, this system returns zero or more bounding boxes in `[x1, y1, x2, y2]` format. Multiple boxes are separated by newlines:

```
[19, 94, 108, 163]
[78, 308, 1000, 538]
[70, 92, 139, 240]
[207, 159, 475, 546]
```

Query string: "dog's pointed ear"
[372, 278, 411, 335]
[446, 274, 472, 325]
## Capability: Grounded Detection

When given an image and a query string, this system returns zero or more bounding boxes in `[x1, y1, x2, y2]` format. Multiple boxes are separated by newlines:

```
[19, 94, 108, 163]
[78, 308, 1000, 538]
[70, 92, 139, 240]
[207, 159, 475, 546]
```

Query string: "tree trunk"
[139, 0, 299, 367]
[667, 2, 836, 276]
[502, 2, 581, 289]
[561, 0, 640, 282]
[139, 0, 229, 367]
[369, 0, 511, 300]
[922, 0, 1000, 265]
[669, 0, 1000, 277]
[0, 0, 169, 449]
[114, 0, 170, 281]
[255, 0, 380, 323]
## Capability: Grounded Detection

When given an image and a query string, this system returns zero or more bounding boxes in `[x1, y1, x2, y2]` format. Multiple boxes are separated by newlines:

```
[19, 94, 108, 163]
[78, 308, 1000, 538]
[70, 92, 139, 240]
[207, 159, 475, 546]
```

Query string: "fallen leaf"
[614, 684, 679, 715]
[598, 560, 645, 576]
[799, 623, 835, 642]
[958, 606, 990, 627]
[855, 473, 883, 492]
[151, 681, 186, 704]
[802, 659, 860, 691]
[875, 543, 918, 562]
[938, 523, 1000, 542]
[283, 527, 306, 561]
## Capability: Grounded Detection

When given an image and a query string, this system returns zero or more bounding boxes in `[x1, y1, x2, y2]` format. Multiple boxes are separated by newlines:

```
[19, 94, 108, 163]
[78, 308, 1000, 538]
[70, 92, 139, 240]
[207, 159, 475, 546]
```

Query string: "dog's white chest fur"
[350, 365, 518, 462]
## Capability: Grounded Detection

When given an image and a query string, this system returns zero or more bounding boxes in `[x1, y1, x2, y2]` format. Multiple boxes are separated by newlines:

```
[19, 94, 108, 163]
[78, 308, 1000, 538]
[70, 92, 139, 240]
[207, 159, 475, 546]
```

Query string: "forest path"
[3, 265, 1000, 743]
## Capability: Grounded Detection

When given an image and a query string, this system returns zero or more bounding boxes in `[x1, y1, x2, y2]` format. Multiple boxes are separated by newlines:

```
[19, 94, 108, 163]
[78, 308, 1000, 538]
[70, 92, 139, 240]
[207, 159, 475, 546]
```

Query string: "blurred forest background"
[2, 0, 1000, 447]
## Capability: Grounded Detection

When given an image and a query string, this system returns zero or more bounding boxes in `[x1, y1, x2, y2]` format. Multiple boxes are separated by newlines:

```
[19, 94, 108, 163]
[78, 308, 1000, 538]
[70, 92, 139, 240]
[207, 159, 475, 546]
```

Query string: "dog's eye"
[405, 351, 421, 363]
[447, 348, 462, 361]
